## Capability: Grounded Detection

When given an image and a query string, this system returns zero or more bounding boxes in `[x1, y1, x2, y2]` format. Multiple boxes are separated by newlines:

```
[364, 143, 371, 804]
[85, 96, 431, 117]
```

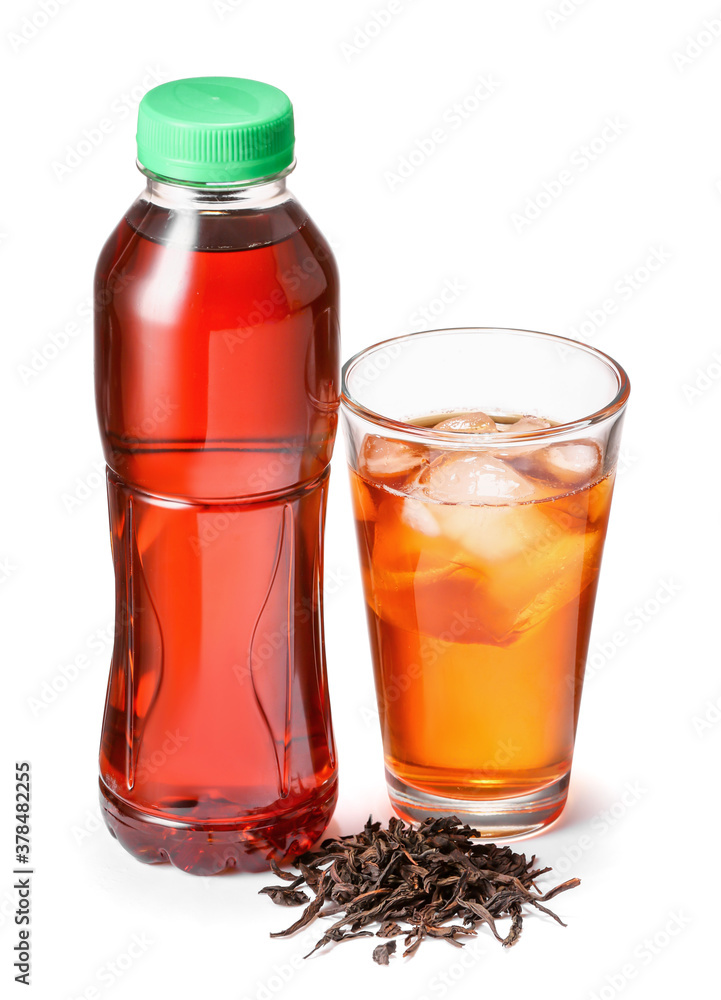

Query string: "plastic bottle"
[94, 77, 339, 874]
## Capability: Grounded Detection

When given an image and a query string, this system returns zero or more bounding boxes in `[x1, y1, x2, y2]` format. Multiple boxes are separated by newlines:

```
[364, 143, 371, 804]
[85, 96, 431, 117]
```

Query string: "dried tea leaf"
[377, 921, 403, 938]
[270, 860, 300, 882]
[503, 906, 523, 948]
[372, 940, 397, 965]
[261, 816, 580, 962]
[269, 876, 327, 937]
[259, 886, 310, 907]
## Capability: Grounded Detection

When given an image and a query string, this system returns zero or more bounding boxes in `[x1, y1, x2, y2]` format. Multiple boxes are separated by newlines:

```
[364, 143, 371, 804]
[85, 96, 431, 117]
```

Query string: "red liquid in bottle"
[95, 184, 339, 874]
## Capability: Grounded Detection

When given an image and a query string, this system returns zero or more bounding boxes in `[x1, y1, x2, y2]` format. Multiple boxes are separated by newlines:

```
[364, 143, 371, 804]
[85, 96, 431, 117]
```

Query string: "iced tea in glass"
[341, 329, 629, 837]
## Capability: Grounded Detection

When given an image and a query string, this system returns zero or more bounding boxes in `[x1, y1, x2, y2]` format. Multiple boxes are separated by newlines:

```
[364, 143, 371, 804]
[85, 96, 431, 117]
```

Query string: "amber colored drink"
[350, 412, 614, 831]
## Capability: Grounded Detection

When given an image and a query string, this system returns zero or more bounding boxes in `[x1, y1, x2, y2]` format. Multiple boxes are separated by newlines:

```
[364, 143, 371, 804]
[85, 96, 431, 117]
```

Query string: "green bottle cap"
[136, 76, 295, 185]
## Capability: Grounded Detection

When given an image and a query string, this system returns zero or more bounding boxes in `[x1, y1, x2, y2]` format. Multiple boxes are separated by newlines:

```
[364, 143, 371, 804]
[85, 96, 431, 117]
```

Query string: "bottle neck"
[141, 172, 290, 211]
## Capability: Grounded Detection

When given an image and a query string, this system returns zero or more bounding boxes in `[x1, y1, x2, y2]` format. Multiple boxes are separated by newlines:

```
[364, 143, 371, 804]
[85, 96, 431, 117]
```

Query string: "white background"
[2, 0, 719, 997]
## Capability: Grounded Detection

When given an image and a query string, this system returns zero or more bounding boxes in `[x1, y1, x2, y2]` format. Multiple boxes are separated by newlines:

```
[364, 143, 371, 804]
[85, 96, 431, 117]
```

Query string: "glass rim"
[341, 327, 631, 444]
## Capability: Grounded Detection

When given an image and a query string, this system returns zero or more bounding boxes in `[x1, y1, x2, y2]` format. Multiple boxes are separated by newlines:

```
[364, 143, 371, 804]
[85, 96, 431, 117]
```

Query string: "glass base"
[386, 768, 570, 839]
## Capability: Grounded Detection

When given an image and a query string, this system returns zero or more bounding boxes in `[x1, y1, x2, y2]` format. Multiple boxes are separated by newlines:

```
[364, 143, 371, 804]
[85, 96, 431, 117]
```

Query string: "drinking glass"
[341, 328, 629, 837]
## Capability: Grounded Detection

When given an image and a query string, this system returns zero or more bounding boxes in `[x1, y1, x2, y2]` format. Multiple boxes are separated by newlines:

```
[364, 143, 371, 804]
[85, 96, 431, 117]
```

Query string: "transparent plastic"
[95, 170, 339, 874]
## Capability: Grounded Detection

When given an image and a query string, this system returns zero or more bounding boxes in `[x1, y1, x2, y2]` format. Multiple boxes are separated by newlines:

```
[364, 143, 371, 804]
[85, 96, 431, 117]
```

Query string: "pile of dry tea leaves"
[260, 816, 580, 964]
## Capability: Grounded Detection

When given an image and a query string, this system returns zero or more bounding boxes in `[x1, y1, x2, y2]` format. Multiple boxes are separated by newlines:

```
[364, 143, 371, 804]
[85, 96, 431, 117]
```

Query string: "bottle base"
[99, 776, 338, 875]
[386, 768, 569, 840]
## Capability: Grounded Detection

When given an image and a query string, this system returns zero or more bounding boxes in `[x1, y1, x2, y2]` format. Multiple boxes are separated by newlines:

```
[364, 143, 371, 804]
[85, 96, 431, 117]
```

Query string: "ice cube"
[414, 454, 547, 563]
[540, 441, 602, 487]
[418, 453, 538, 505]
[432, 502, 552, 563]
[433, 411, 498, 434]
[401, 496, 442, 536]
[497, 415, 552, 434]
[359, 434, 423, 479]
[509, 527, 603, 634]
